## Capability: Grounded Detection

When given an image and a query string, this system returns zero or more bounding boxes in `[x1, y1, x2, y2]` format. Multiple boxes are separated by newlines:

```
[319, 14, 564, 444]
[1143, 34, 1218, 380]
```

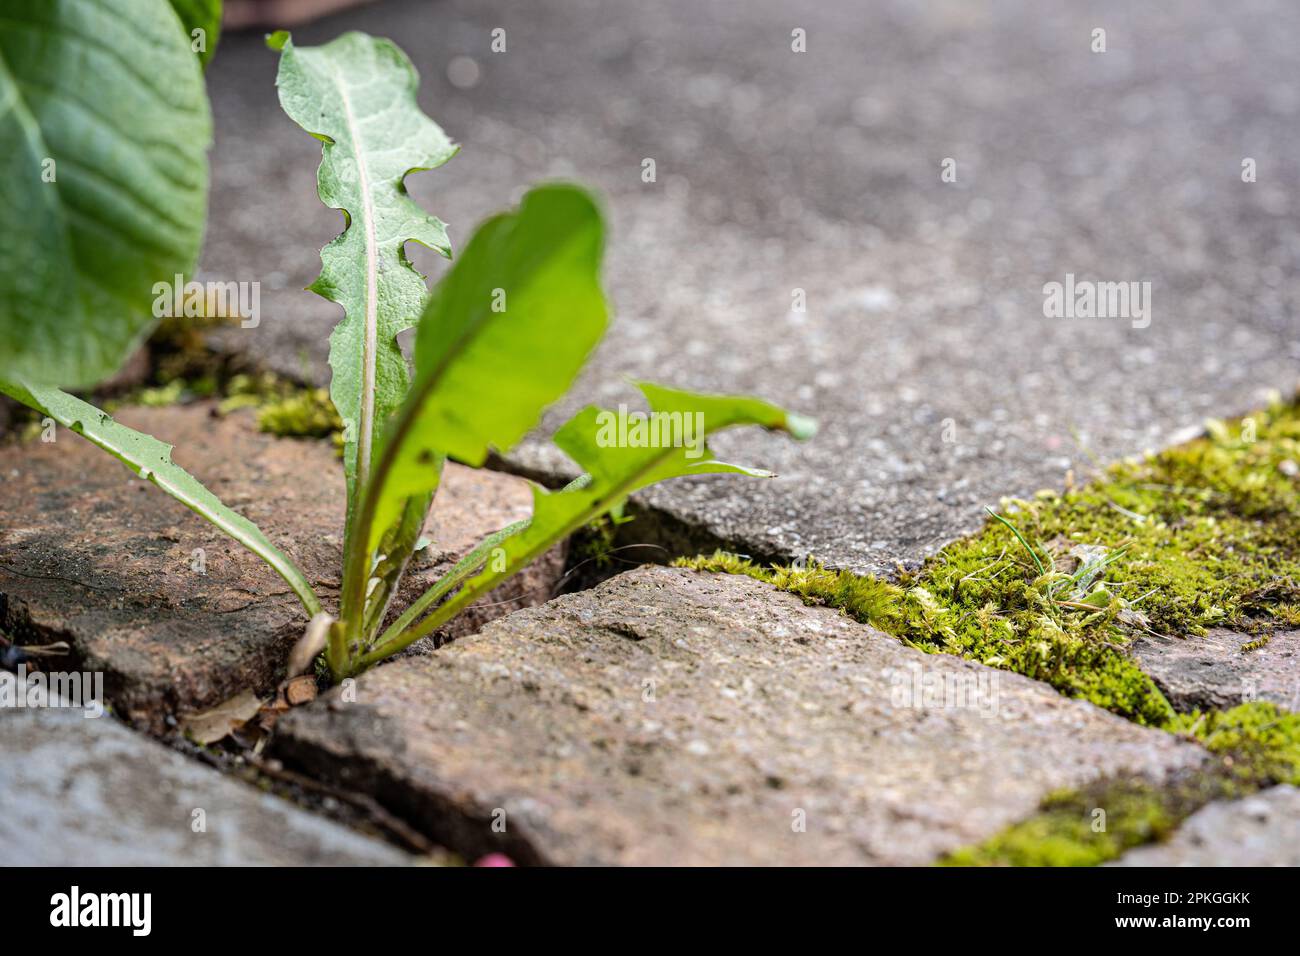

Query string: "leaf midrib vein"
[330, 61, 380, 492]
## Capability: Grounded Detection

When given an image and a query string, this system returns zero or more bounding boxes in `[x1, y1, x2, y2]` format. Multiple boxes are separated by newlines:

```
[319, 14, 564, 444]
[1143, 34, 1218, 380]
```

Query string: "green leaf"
[270, 31, 457, 524]
[359, 383, 814, 668]
[359, 489, 432, 640]
[334, 185, 605, 662]
[0, 0, 211, 388]
[168, 0, 222, 68]
[366, 184, 608, 551]
[0, 379, 321, 618]
[373, 470, 591, 654]
[373, 514, 530, 653]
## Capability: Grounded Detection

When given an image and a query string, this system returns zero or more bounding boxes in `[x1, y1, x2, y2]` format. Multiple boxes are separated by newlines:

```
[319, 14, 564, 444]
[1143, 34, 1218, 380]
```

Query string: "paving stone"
[273, 566, 1206, 865]
[1109, 785, 1300, 867]
[1131, 629, 1300, 713]
[0, 404, 564, 728]
[200, 0, 1300, 575]
[0, 707, 406, 866]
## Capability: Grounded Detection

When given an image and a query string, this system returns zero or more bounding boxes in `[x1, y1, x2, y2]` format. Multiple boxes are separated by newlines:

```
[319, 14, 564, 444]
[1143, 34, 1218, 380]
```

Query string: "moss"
[939, 776, 1217, 867]
[1169, 701, 1300, 786]
[220, 373, 343, 444]
[673, 552, 1173, 725]
[148, 312, 243, 386]
[941, 702, 1300, 866]
[111, 380, 188, 408]
[255, 388, 341, 441]
[100, 371, 218, 413]
[88, 307, 344, 444]
[93, 366, 344, 446]
[677, 394, 1300, 727]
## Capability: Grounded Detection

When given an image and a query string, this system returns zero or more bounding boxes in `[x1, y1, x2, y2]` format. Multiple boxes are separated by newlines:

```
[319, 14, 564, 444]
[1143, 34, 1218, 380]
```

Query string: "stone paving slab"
[0, 707, 406, 866]
[201, 0, 1300, 575]
[0, 404, 563, 728]
[1132, 629, 1300, 713]
[1109, 785, 1300, 867]
[273, 566, 1207, 865]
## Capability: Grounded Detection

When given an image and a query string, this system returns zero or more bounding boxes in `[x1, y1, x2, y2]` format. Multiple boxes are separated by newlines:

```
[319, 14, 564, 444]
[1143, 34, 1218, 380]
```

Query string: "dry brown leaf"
[287, 612, 333, 678]
[180, 689, 265, 744]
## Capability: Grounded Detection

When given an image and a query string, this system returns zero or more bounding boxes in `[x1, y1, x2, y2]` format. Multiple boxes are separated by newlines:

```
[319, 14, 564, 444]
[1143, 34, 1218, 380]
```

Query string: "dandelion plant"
[0, 2, 814, 684]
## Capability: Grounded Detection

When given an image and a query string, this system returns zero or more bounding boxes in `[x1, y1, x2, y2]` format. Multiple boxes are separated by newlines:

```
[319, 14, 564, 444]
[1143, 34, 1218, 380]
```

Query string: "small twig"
[287, 612, 334, 678]
[0, 627, 71, 659]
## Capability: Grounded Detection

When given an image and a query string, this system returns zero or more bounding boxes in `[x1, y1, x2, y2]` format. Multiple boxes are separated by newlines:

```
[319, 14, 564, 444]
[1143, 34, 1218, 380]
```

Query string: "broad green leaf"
[0, 380, 321, 618]
[360, 383, 814, 666]
[0, 0, 211, 388]
[366, 184, 607, 551]
[269, 31, 457, 525]
[168, 0, 222, 68]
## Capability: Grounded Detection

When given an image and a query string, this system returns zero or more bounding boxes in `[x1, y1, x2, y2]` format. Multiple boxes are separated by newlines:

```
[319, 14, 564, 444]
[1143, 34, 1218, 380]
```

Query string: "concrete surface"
[1133, 628, 1300, 713]
[0, 706, 407, 866]
[273, 566, 1207, 865]
[200, 0, 1300, 574]
[1110, 784, 1300, 866]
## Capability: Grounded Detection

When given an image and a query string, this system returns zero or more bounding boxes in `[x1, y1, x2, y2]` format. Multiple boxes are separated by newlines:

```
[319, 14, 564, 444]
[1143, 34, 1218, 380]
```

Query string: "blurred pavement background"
[202, 0, 1300, 573]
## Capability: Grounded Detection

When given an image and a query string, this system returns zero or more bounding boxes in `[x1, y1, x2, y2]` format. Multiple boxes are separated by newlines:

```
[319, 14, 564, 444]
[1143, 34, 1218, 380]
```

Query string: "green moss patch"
[941, 702, 1300, 866]
[677, 395, 1300, 726]
[103, 367, 344, 446]
[1170, 701, 1300, 786]
[81, 313, 345, 446]
[940, 775, 1219, 867]
[219, 374, 343, 442]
